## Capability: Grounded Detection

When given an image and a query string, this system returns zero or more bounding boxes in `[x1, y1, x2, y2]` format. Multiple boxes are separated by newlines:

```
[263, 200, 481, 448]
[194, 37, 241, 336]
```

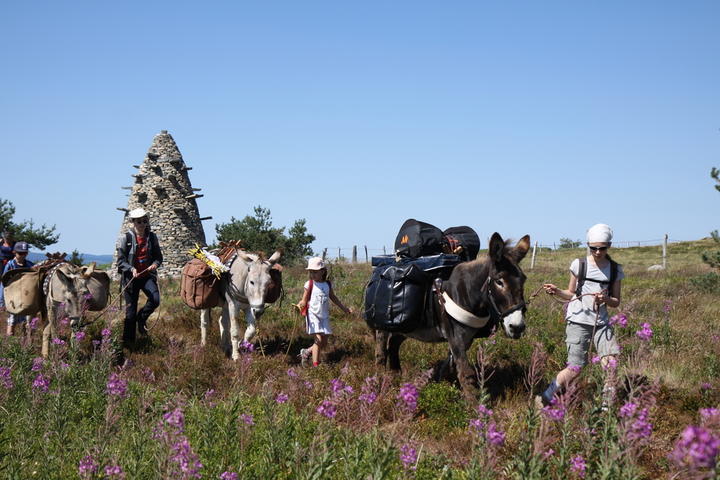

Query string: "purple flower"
[670, 425, 720, 470]
[106, 373, 128, 398]
[287, 368, 298, 378]
[0, 366, 13, 390]
[78, 455, 98, 478]
[469, 418, 485, 434]
[330, 378, 353, 395]
[32, 374, 50, 393]
[541, 399, 566, 422]
[239, 340, 255, 353]
[602, 356, 618, 371]
[476, 404, 493, 417]
[303, 381, 313, 390]
[663, 300, 672, 314]
[359, 376, 378, 404]
[566, 363, 581, 373]
[317, 400, 337, 418]
[570, 455, 587, 478]
[104, 464, 125, 479]
[486, 422, 505, 446]
[397, 383, 420, 413]
[275, 392, 289, 404]
[609, 313, 628, 327]
[60, 361, 70, 370]
[399, 444, 418, 470]
[239, 414, 254, 426]
[220, 472, 239, 480]
[636, 323, 653, 341]
[627, 409, 653, 442]
[74, 331, 86, 341]
[619, 402, 637, 418]
[543, 448, 555, 458]
[590, 355, 601, 364]
[359, 391, 377, 404]
[101, 328, 111, 337]
[163, 408, 186, 434]
[701, 382, 712, 391]
[169, 438, 203, 478]
[52, 337, 66, 346]
[29, 317, 39, 330]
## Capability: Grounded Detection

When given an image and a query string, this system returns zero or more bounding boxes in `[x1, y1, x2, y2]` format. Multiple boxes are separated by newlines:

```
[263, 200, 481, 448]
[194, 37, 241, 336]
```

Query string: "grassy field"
[1, 239, 719, 479]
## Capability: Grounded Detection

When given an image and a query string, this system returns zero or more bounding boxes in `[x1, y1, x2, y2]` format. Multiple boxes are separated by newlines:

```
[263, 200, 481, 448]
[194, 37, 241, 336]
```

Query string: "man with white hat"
[116, 208, 163, 344]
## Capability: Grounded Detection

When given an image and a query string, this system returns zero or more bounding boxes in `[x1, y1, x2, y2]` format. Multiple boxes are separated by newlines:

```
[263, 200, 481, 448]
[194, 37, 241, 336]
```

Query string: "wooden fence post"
[322, 248, 327, 261]
[663, 233, 668, 269]
[352, 245, 357, 263]
[383, 246, 386, 255]
[338, 247, 341, 261]
[364, 245, 369, 263]
[530, 241, 538, 270]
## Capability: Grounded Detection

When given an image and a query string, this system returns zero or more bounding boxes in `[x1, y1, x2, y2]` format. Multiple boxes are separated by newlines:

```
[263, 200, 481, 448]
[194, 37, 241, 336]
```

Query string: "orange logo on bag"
[400, 235, 409, 245]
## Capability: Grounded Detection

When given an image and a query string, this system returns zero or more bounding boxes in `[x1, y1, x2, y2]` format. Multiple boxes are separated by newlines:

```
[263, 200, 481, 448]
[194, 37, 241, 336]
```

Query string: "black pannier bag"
[365, 254, 461, 332]
[443, 226, 481, 261]
[394, 219, 444, 258]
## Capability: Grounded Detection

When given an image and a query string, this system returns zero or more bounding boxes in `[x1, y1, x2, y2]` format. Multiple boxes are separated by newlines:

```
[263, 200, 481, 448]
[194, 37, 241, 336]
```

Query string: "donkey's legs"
[387, 334, 407, 371]
[200, 309, 211, 347]
[374, 329, 390, 368]
[447, 328, 478, 400]
[227, 301, 243, 361]
[41, 303, 55, 358]
[218, 303, 231, 355]
[243, 309, 256, 342]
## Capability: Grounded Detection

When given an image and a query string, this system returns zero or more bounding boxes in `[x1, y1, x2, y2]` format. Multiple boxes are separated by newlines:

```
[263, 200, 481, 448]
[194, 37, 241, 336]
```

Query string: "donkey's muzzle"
[250, 305, 265, 318]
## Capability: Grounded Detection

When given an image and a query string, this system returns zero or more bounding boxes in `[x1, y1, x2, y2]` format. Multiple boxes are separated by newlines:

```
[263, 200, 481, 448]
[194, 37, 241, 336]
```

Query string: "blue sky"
[1, 1, 718, 256]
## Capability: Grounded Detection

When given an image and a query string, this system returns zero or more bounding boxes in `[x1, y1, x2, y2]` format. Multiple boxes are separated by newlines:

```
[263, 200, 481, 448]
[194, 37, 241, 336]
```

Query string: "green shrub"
[689, 272, 720, 293]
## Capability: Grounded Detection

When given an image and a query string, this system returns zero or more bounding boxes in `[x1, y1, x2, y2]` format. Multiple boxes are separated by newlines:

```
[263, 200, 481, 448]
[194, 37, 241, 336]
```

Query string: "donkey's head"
[236, 250, 283, 318]
[53, 263, 95, 329]
[486, 233, 530, 339]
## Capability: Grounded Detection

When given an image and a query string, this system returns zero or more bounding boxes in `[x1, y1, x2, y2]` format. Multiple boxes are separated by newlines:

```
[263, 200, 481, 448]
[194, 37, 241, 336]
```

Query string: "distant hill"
[27, 252, 114, 265]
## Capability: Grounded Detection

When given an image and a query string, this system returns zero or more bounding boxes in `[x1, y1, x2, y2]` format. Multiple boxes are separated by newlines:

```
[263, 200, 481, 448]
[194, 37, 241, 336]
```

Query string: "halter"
[481, 276, 526, 320]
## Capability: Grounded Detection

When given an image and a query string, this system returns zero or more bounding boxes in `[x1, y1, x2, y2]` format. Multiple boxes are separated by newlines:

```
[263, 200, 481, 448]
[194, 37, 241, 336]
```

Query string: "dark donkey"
[375, 233, 530, 396]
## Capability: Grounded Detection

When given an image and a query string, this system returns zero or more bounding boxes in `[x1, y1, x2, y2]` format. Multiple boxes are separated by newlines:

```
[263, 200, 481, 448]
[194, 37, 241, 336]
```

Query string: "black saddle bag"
[364, 254, 461, 332]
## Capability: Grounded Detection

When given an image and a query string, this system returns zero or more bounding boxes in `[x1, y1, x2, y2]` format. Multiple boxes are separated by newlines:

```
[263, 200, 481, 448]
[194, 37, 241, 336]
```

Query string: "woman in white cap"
[116, 208, 163, 344]
[538, 223, 625, 408]
[296, 257, 352, 367]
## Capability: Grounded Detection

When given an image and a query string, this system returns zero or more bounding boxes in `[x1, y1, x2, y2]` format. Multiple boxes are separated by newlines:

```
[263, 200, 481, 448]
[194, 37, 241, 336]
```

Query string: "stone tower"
[112, 130, 211, 278]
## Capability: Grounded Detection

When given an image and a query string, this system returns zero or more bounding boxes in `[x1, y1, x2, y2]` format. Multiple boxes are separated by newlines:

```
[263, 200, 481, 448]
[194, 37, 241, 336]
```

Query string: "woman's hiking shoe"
[299, 348, 311, 367]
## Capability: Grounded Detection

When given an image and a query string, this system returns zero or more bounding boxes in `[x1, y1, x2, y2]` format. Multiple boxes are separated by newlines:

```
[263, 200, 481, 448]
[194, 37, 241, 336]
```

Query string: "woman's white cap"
[129, 208, 148, 219]
[306, 257, 326, 270]
[587, 224, 613, 243]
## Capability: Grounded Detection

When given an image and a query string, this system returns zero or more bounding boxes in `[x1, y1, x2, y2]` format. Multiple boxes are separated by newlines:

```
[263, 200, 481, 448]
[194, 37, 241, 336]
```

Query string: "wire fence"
[317, 236, 687, 263]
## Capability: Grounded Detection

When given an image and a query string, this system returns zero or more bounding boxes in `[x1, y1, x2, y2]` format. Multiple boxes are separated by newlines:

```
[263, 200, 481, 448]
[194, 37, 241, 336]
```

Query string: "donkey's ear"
[268, 249, 283, 264]
[488, 233, 505, 263]
[510, 235, 531, 263]
[236, 251, 252, 263]
[55, 268, 76, 286]
[81, 262, 96, 278]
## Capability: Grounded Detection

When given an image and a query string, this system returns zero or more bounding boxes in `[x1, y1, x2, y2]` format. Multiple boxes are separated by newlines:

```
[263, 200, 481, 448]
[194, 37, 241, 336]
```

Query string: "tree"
[69, 250, 85, 266]
[558, 237, 581, 249]
[215, 206, 315, 265]
[0, 198, 59, 250]
[702, 168, 720, 270]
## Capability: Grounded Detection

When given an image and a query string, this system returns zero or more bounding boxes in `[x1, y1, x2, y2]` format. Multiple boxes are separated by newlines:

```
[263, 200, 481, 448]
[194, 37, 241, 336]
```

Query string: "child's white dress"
[304, 280, 332, 334]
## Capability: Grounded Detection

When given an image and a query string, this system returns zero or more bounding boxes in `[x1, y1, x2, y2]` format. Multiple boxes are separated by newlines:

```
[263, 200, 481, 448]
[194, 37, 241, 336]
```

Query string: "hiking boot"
[299, 348, 311, 367]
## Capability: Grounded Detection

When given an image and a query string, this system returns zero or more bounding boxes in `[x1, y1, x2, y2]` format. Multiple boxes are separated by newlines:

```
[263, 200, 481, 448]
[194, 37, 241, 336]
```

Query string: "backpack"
[1, 267, 43, 316]
[265, 266, 283, 304]
[394, 219, 444, 258]
[364, 254, 461, 332]
[443, 226, 480, 261]
[575, 257, 619, 298]
[180, 259, 220, 310]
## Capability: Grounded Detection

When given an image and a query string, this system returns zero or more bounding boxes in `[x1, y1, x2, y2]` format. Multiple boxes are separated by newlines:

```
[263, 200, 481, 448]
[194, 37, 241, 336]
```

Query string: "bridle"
[481, 276, 526, 321]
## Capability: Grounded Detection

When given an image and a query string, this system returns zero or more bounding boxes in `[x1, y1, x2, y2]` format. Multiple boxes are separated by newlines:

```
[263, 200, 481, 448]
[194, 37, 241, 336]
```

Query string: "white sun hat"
[305, 257, 326, 270]
[129, 208, 148, 219]
[587, 224, 613, 244]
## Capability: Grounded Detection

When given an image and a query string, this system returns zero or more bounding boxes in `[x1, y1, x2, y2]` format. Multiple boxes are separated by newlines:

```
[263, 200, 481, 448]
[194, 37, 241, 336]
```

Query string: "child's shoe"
[299, 348, 311, 367]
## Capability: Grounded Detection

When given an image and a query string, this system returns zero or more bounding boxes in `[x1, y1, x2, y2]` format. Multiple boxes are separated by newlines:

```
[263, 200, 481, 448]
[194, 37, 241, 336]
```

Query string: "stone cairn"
[111, 130, 211, 278]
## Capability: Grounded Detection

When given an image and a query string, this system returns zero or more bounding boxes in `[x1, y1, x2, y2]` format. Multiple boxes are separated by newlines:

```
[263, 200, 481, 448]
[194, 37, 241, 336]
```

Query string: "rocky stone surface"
[111, 131, 208, 278]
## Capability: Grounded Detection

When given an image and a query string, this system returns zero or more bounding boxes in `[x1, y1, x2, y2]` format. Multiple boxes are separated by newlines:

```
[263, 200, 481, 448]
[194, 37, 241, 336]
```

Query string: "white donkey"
[200, 249, 282, 360]
[40, 262, 109, 357]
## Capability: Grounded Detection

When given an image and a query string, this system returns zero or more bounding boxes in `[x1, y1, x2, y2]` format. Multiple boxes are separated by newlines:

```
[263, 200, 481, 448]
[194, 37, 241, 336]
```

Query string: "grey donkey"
[200, 250, 282, 360]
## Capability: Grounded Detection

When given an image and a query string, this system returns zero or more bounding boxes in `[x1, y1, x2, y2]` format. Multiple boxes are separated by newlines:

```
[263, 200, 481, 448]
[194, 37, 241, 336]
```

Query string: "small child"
[296, 257, 352, 367]
[0, 241, 34, 336]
